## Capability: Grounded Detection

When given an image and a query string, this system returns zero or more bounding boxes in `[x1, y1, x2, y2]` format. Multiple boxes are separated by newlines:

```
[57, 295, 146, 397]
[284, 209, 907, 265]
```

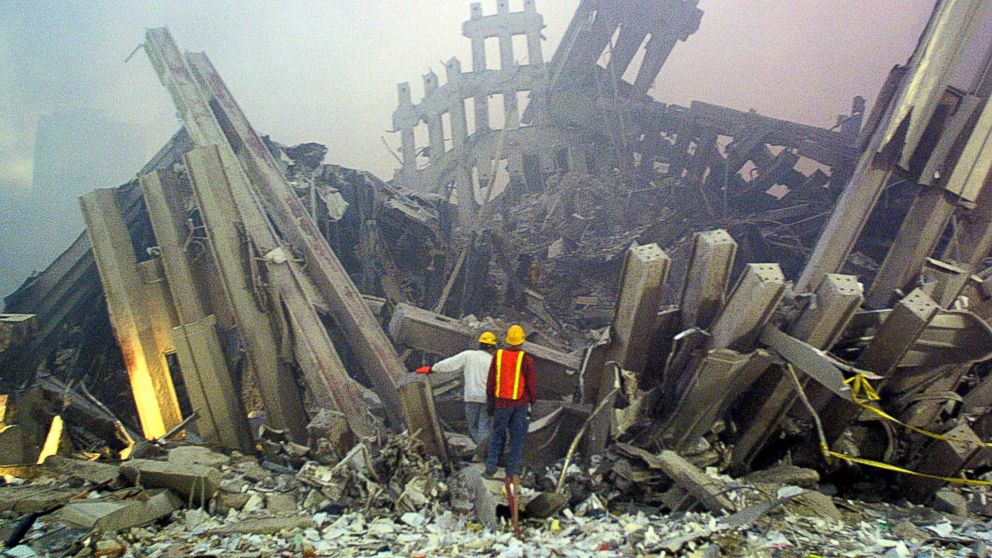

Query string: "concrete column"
[525, 0, 544, 67]
[81, 189, 183, 439]
[947, 172, 992, 267]
[426, 114, 445, 162]
[470, 36, 486, 72]
[527, 32, 544, 66]
[456, 168, 476, 227]
[798, 163, 895, 292]
[607, 25, 646, 78]
[505, 92, 520, 130]
[658, 349, 773, 450]
[608, 244, 670, 374]
[467, 4, 489, 131]
[398, 374, 450, 471]
[920, 259, 970, 307]
[902, 422, 987, 502]
[401, 128, 416, 168]
[421, 72, 445, 161]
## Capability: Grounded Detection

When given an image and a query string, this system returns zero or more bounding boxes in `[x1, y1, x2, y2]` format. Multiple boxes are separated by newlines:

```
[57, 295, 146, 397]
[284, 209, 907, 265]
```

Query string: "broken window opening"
[716, 135, 734, 158]
[516, 90, 533, 127]
[485, 37, 501, 70]
[413, 122, 430, 165]
[621, 33, 653, 84]
[489, 93, 508, 130]
[596, 26, 623, 69]
[476, 158, 510, 204]
[522, 153, 543, 192]
[512, 34, 529, 66]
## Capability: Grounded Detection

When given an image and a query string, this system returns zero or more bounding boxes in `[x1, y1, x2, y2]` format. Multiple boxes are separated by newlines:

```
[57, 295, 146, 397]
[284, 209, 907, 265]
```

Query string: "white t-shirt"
[432, 349, 494, 404]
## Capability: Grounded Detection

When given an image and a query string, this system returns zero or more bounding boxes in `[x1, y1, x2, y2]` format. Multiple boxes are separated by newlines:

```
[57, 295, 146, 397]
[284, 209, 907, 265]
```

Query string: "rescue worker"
[417, 332, 498, 456]
[485, 324, 537, 479]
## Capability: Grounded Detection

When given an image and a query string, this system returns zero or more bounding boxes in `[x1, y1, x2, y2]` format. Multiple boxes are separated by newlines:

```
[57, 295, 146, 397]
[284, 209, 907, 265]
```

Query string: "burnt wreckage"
[2, 0, 992, 515]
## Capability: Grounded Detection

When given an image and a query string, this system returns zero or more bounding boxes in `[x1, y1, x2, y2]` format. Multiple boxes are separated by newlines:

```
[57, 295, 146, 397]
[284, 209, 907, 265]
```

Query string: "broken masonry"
[1, 4, 992, 549]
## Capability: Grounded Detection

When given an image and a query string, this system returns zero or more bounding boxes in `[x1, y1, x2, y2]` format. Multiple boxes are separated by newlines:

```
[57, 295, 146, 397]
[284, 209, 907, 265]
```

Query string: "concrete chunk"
[51, 489, 182, 532]
[0, 425, 37, 465]
[0, 313, 37, 353]
[121, 459, 221, 505]
[265, 493, 298, 515]
[741, 464, 820, 488]
[167, 446, 231, 469]
[43, 456, 121, 485]
[0, 485, 75, 513]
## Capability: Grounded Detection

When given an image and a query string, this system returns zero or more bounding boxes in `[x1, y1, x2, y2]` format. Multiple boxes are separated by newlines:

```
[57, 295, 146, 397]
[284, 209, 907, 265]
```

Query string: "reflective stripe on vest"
[494, 349, 525, 400]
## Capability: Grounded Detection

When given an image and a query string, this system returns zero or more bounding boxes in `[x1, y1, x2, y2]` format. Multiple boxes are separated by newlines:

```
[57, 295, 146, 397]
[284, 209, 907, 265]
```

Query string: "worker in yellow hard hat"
[485, 324, 537, 479]
[418, 331, 498, 460]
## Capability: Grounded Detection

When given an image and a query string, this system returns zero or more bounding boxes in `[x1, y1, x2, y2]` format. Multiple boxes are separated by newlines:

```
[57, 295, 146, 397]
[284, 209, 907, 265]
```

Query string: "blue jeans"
[486, 405, 529, 476]
[464, 402, 491, 446]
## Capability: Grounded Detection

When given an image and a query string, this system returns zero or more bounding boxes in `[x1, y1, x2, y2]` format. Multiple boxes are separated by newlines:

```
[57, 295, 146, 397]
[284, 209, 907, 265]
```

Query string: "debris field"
[3, 1, 992, 556]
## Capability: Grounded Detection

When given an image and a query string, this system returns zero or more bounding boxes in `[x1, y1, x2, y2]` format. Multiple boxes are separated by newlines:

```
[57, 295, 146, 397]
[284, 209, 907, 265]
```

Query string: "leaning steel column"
[180, 145, 309, 440]
[182, 48, 409, 422]
[584, 243, 670, 456]
[731, 274, 863, 468]
[81, 189, 183, 439]
[798, 0, 988, 292]
[141, 170, 253, 452]
[819, 288, 939, 444]
[185, 145, 374, 440]
[145, 30, 374, 439]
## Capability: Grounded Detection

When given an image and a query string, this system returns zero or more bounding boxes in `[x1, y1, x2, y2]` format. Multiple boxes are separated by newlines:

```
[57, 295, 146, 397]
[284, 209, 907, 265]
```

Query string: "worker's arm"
[486, 356, 497, 402]
[485, 357, 498, 415]
[524, 354, 538, 405]
[430, 351, 467, 374]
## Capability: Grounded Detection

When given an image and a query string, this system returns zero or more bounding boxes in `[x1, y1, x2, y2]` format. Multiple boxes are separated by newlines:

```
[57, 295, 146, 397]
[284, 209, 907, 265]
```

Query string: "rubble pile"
[2, 0, 992, 556]
[4, 440, 992, 557]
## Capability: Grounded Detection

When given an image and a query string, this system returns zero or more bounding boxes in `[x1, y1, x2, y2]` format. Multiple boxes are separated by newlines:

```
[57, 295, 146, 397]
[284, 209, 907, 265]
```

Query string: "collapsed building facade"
[3, 1, 992, 550]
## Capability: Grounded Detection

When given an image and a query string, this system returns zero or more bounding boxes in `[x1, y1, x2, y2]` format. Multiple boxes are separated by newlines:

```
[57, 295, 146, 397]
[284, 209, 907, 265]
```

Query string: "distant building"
[0, 109, 145, 299]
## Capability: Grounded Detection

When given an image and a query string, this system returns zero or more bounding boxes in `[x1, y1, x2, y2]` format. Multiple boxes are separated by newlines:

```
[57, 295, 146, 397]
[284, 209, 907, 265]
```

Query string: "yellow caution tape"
[821, 443, 992, 487]
[845, 374, 880, 401]
[845, 374, 992, 448]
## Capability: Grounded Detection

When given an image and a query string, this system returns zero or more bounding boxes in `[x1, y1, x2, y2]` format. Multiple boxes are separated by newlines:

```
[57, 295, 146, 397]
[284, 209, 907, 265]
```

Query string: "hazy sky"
[0, 0, 935, 194]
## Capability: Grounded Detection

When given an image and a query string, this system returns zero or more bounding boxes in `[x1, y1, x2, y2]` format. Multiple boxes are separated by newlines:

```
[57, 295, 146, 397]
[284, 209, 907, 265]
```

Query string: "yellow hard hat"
[506, 324, 526, 346]
[478, 331, 498, 346]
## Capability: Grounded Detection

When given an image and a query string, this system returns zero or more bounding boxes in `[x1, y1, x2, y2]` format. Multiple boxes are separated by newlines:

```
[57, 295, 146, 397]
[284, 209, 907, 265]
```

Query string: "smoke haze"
[0, 0, 935, 296]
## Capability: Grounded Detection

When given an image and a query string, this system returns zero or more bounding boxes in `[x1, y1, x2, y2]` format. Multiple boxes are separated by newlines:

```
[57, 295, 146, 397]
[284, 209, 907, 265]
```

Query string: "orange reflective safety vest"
[494, 349, 526, 400]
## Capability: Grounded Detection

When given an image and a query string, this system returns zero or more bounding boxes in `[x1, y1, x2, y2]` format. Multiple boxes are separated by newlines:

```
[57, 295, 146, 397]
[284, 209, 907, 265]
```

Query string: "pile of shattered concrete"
[5, 0, 992, 556]
[3, 435, 992, 557]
